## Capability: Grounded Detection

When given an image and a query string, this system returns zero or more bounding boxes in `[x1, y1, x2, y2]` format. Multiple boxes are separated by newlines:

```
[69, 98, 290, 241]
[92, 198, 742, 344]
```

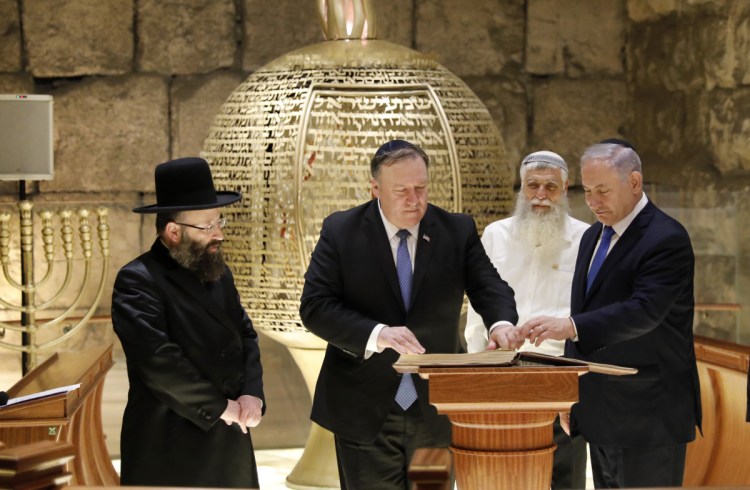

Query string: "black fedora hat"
[133, 157, 241, 214]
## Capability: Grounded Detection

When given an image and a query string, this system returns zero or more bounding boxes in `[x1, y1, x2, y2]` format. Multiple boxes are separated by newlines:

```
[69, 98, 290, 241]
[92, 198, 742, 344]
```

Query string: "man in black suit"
[112, 157, 265, 488]
[518, 141, 701, 488]
[300, 140, 517, 490]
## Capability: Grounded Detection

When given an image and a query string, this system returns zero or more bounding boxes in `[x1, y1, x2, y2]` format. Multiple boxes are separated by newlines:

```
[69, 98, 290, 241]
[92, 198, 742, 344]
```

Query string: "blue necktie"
[586, 226, 615, 293]
[394, 229, 417, 410]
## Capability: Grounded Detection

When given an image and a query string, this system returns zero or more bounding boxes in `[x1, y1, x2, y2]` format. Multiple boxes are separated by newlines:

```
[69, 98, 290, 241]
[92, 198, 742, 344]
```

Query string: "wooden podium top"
[0, 345, 113, 425]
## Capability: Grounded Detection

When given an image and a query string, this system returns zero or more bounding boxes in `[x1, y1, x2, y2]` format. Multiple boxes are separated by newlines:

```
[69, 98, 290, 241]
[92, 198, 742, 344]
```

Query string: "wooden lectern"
[395, 352, 634, 490]
[0, 344, 118, 486]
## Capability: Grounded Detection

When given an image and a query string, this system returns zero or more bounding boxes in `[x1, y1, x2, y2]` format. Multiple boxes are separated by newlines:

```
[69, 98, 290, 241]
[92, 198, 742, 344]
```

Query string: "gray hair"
[581, 143, 642, 179]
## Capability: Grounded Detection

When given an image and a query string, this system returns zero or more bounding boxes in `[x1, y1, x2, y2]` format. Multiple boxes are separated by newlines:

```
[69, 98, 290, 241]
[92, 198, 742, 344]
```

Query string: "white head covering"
[520, 150, 567, 172]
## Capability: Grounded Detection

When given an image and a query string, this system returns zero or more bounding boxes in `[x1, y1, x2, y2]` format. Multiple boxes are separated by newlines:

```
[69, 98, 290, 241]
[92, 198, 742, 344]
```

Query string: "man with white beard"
[465, 150, 589, 489]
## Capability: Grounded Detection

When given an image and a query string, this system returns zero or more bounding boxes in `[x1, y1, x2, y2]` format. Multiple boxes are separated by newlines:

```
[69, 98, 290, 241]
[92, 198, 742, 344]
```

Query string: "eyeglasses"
[173, 217, 227, 233]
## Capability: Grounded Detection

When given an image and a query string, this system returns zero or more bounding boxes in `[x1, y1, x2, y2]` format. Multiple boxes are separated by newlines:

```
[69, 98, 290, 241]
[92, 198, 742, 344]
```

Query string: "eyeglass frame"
[173, 216, 227, 233]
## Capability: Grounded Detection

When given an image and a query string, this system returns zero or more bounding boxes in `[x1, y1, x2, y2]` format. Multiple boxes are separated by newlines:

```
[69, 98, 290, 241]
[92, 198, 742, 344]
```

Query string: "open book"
[394, 351, 637, 376]
[5, 384, 81, 406]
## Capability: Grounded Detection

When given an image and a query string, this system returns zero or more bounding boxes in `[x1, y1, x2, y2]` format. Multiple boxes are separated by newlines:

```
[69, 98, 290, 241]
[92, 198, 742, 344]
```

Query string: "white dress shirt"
[364, 201, 420, 356]
[587, 192, 649, 269]
[465, 214, 589, 356]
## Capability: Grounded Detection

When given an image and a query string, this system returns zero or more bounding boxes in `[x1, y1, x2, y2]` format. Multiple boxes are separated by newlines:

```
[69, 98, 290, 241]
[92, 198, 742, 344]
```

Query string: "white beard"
[512, 192, 570, 261]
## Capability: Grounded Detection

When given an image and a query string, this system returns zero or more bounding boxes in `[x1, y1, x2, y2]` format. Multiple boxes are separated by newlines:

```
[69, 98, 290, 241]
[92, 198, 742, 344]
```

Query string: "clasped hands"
[489, 316, 576, 351]
[220, 394, 263, 433]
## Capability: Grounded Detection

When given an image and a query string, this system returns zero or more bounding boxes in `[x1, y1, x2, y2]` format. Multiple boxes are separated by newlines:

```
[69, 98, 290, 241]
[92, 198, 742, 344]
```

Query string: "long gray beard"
[512, 191, 570, 260]
[169, 234, 227, 282]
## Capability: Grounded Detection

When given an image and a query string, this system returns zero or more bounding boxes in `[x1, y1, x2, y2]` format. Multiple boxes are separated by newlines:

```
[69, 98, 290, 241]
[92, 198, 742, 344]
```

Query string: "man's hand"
[519, 316, 575, 347]
[237, 395, 263, 428]
[559, 412, 571, 435]
[377, 326, 425, 355]
[487, 325, 524, 351]
[220, 399, 247, 433]
[221, 396, 263, 433]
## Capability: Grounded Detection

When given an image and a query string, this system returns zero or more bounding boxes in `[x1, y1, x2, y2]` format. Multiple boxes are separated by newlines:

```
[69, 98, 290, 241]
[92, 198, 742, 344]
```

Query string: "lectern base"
[448, 411, 556, 490]
[452, 445, 554, 490]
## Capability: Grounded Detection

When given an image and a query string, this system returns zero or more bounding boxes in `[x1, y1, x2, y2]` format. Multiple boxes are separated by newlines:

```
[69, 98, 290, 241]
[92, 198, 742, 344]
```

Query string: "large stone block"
[629, 87, 712, 184]
[738, 252, 750, 345]
[0, 0, 21, 72]
[628, 0, 731, 23]
[0, 74, 33, 94]
[531, 79, 628, 184]
[694, 254, 736, 304]
[628, 5, 748, 91]
[693, 310, 737, 343]
[23, 0, 132, 77]
[627, 0, 681, 22]
[526, 0, 625, 77]
[137, 0, 236, 75]
[242, 0, 323, 72]
[41, 75, 169, 193]
[171, 71, 244, 158]
[464, 76, 527, 176]
[701, 88, 750, 176]
[680, 206, 737, 256]
[373, 0, 415, 48]
[738, 188, 750, 257]
[416, 0, 524, 77]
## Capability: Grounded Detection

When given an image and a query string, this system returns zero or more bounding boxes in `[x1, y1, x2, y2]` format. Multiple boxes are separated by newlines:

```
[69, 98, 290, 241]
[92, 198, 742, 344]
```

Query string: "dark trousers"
[552, 417, 588, 490]
[334, 401, 448, 490]
[590, 443, 687, 488]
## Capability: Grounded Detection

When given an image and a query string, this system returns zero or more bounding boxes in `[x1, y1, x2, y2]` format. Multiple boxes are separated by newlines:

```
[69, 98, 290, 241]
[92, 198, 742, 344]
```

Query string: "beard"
[512, 191, 570, 260]
[169, 233, 227, 282]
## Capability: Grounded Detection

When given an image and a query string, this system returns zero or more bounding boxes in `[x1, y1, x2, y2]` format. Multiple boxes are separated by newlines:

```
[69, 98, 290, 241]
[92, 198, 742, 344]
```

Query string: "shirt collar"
[611, 192, 648, 236]
[377, 199, 420, 239]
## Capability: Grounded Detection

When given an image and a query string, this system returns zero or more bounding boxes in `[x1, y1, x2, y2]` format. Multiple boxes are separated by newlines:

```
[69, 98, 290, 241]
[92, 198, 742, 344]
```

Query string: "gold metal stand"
[0, 195, 110, 373]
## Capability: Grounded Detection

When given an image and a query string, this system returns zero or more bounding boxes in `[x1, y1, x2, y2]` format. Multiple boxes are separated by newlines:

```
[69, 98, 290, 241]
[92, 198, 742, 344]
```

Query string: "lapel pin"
[422, 234, 430, 242]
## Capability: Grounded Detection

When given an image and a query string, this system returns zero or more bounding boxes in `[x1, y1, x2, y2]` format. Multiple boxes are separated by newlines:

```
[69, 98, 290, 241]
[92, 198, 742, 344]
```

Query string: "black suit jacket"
[565, 201, 701, 447]
[112, 240, 265, 487]
[300, 201, 517, 444]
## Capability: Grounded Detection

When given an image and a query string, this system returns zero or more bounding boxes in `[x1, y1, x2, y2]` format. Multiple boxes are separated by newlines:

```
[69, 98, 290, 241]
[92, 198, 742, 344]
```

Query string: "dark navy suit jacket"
[565, 201, 702, 447]
[300, 200, 517, 444]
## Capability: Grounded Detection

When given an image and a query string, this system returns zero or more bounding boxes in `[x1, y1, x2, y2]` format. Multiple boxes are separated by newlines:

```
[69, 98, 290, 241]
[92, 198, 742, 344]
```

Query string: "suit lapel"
[573, 223, 599, 309]
[362, 201, 405, 312]
[411, 208, 437, 306]
[584, 202, 655, 299]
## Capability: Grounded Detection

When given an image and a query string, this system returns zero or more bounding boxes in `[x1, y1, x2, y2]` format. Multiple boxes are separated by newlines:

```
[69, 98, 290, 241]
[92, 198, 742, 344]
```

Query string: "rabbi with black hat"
[300, 140, 517, 489]
[112, 157, 265, 488]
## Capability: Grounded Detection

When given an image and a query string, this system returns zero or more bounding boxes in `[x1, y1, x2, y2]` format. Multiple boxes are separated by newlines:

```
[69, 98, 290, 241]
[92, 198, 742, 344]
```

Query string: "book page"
[6, 383, 81, 406]
[394, 350, 518, 368]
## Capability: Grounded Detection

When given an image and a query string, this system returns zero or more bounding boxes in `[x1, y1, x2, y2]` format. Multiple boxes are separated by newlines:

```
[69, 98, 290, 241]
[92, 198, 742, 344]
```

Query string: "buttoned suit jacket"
[112, 240, 265, 487]
[300, 200, 517, 444]
[565, 201, 701, 447]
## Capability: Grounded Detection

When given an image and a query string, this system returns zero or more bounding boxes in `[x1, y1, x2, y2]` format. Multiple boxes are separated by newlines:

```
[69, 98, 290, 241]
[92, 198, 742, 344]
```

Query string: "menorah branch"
[0, 200, 110, 373]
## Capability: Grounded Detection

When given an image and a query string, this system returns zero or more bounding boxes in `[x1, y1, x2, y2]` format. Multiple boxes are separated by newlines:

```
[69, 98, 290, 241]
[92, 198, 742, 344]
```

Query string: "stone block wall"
[626, 0, 750, 341]
[1, 0, 749, 451]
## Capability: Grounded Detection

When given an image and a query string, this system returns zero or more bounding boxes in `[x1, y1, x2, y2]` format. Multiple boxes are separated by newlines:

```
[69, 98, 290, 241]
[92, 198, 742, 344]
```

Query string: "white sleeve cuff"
[365, 324, 387, 359]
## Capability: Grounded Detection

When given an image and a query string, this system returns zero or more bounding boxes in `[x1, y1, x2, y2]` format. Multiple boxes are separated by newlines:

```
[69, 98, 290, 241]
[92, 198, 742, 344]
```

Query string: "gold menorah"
[0, 200, 110, 373]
